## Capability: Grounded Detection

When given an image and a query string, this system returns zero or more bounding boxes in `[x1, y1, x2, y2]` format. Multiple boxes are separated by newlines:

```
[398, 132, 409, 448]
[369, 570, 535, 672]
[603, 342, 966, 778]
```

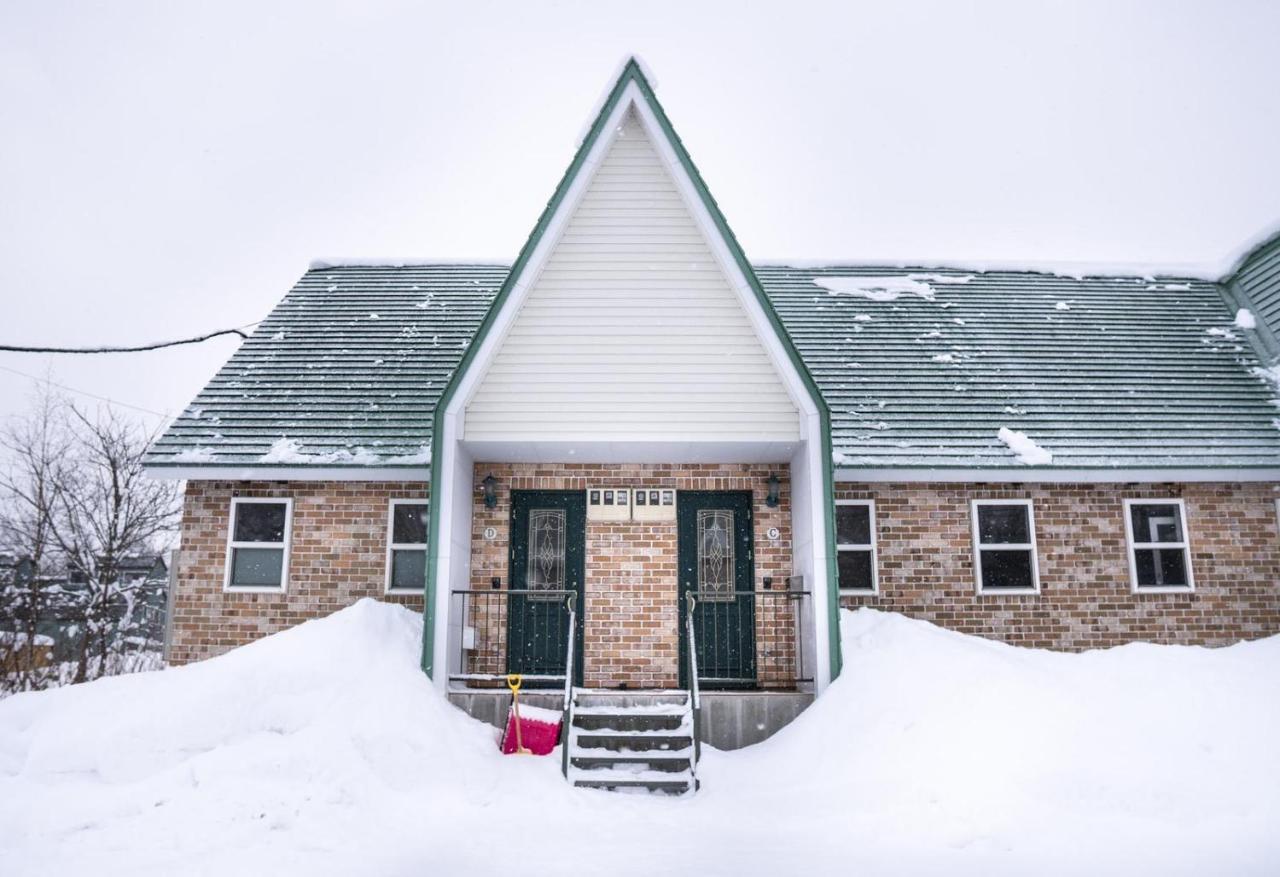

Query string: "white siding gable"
[464, 109, 799, 443]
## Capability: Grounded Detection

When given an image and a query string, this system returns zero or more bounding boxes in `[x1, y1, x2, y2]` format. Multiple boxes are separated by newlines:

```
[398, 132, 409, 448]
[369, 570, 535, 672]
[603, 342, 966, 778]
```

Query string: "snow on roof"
[812, 273, 974, 302]
[759, 256, 1227, 282]
[997, 427, 1054, 466]
[309, 257, 510, 270]
[146, 260, 1280, 472]
[574, 54, 660, 148]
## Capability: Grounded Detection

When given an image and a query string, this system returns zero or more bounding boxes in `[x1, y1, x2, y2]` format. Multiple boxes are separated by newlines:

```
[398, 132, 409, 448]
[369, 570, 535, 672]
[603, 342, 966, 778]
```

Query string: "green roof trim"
[1224, 229, 1280, 362]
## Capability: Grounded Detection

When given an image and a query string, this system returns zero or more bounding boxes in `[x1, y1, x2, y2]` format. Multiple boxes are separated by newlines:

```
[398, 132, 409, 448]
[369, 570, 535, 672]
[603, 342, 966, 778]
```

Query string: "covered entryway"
[428, 61, 840, 724]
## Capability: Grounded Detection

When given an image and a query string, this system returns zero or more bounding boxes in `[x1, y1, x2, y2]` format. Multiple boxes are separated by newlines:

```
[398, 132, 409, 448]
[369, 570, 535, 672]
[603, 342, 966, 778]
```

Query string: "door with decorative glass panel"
[508, 490, 585, 686]
[677, 491, 755, 689]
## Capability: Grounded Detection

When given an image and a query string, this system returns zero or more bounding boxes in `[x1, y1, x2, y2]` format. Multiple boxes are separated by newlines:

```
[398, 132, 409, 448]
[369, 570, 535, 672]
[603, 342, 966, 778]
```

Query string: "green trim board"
[1223, 229, 1280, 362]
[420, 58, 841, 681]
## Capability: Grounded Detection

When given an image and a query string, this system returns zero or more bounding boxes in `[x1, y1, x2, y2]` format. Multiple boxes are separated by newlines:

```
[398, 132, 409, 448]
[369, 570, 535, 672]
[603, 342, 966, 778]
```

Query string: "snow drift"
[2, 601, 1278, 875]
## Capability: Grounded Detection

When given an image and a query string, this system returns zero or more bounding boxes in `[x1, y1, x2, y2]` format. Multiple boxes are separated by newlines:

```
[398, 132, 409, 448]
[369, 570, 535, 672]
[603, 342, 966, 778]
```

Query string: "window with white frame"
[971, 500, 1039, 594]
[836, 500, 877, 593]
[1125, 499, 1193, 592]
[386, 500, 429, 593]
[225, 498, 292, 591]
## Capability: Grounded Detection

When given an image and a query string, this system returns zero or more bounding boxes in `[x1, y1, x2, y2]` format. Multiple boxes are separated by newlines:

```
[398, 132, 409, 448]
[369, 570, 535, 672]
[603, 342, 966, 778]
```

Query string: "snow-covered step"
[566, 689, 699, 795]
[573, 711, 688, 732]
[571, 753, 692, 773]
[573, 702, 689, 716]
[573, 690, 688, 710]
[571, 731, 694, 752]
[573, 777, 693, 795]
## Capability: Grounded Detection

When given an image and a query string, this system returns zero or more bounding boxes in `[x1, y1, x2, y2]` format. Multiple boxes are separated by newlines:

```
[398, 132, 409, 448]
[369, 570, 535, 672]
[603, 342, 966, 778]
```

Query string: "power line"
[0, 322, 260, 354]
[0, 364, 171, 418]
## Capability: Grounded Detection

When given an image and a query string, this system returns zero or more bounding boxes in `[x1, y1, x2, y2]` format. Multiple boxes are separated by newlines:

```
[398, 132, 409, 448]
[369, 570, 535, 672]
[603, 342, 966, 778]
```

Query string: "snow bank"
[0, 601, 559, 875]
[708, 610, 1280, 873]
[3, 603, 1278, 875]
[998, 426, 1053, 465]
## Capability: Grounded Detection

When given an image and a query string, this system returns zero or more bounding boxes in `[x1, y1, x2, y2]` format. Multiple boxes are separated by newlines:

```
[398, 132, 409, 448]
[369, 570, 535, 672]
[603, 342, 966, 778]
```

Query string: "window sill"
[976, 588, 1040, 596]
[385, 588, 424, 596]
[1131, 586, 1195, 595]
[223, 585, 287, 595]
[838, 589, 878, 598]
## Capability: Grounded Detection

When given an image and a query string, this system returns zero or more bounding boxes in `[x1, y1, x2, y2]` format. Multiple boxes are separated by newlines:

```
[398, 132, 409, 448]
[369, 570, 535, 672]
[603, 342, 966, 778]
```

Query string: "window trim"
[385, 498, 430, 595]
[1123, 498, 1194, 594]
[835, 499, 878, 596]
[223, 497, 293, 594]
[971, 498, 1040, 596]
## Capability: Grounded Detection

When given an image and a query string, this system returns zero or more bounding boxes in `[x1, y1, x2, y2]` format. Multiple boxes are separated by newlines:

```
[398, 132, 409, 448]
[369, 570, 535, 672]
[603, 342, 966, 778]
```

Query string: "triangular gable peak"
[463, 104, 800, 449]
[424, 59, 840, 691]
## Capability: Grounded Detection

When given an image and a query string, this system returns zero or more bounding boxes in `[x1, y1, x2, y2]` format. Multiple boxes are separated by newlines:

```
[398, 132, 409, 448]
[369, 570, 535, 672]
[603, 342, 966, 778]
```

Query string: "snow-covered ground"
[1, 601, 1277, 876]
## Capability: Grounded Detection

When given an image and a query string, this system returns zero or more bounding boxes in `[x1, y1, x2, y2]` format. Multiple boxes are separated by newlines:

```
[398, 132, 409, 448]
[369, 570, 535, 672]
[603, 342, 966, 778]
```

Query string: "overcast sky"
[2, 0, 1278, 431]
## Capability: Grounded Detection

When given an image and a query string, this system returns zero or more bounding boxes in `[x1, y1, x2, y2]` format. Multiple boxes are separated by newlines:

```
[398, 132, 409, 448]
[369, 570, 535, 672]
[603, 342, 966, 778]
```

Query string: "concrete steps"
[566, 689, 698, 795]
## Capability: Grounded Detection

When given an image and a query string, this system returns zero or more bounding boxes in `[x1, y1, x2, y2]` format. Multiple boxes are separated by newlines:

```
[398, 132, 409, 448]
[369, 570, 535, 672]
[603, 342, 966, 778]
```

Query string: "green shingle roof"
[762, 266, 1280, 469]
[145, 262, 1280, 472]
[146, 265, 503, 468]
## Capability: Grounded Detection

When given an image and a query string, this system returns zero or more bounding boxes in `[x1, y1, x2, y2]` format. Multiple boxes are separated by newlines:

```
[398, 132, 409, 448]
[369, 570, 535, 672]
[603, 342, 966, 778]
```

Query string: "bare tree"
[50, 406, 179, 683]
[0, 384, 74, 691]
[1, 389, 179, 693]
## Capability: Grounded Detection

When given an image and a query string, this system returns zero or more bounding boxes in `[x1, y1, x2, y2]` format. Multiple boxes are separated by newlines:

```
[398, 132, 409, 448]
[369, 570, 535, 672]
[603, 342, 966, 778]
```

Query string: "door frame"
[507, 489, 586, 686]
[677, 490, 757, 690]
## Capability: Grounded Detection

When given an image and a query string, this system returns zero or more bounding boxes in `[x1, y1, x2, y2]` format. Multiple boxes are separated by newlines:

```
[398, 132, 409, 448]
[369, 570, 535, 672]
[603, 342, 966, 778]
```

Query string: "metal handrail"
[685, 595, 702, 772]
[561, 593, 577, 778]
[447, 588, 577, 686]
[687, 588, 813, 687]
[449, 588, 575, 596]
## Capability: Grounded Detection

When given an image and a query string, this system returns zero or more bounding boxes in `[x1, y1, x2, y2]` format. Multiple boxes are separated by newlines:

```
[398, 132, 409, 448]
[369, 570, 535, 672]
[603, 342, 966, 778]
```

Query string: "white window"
[971, 499, 1039, 594]
[1124, 499, 1193, 593]
[224, 498, 292, 593]
[836, 500, 877, 594]
[386, 500, 429, 594]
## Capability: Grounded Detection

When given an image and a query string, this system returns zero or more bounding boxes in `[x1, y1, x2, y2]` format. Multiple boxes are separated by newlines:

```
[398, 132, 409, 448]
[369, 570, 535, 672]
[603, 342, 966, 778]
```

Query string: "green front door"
[508, 490, 585, 686]
[677, 491, 756, 689]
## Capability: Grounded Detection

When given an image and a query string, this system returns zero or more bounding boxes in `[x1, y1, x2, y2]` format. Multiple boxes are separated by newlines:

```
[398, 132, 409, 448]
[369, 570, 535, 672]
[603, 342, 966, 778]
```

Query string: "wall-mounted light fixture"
[482, 473, 498, 509]
[765, 473, 780, 508]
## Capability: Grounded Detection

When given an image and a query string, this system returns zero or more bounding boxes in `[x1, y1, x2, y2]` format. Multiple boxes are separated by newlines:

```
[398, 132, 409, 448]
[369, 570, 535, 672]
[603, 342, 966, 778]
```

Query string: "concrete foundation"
[447, 689, 814, 751]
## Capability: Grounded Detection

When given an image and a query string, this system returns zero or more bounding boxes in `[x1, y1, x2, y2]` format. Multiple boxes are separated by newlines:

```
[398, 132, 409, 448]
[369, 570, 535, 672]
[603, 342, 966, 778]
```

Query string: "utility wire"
[0, 364, 171, 418]
[0, 322, 260, 354]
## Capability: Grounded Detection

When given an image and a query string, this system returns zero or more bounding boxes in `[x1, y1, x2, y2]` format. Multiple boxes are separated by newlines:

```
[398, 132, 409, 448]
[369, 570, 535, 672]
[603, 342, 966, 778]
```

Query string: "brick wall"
[835, 481, 1280, 649]
[170, 480, 427, 664]
[466, 463, 791, 689]
[169, 476, 1280, 674]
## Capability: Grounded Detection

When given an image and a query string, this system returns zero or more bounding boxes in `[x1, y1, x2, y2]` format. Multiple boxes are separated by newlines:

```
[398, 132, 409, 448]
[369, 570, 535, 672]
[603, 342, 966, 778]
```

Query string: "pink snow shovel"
[501, 674, 562, 756]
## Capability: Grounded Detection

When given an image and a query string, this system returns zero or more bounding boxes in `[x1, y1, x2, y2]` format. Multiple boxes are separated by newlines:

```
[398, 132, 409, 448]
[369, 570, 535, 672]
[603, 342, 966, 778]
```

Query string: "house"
[143, 59, 1280, 790]
[1, 553, 169, 663]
